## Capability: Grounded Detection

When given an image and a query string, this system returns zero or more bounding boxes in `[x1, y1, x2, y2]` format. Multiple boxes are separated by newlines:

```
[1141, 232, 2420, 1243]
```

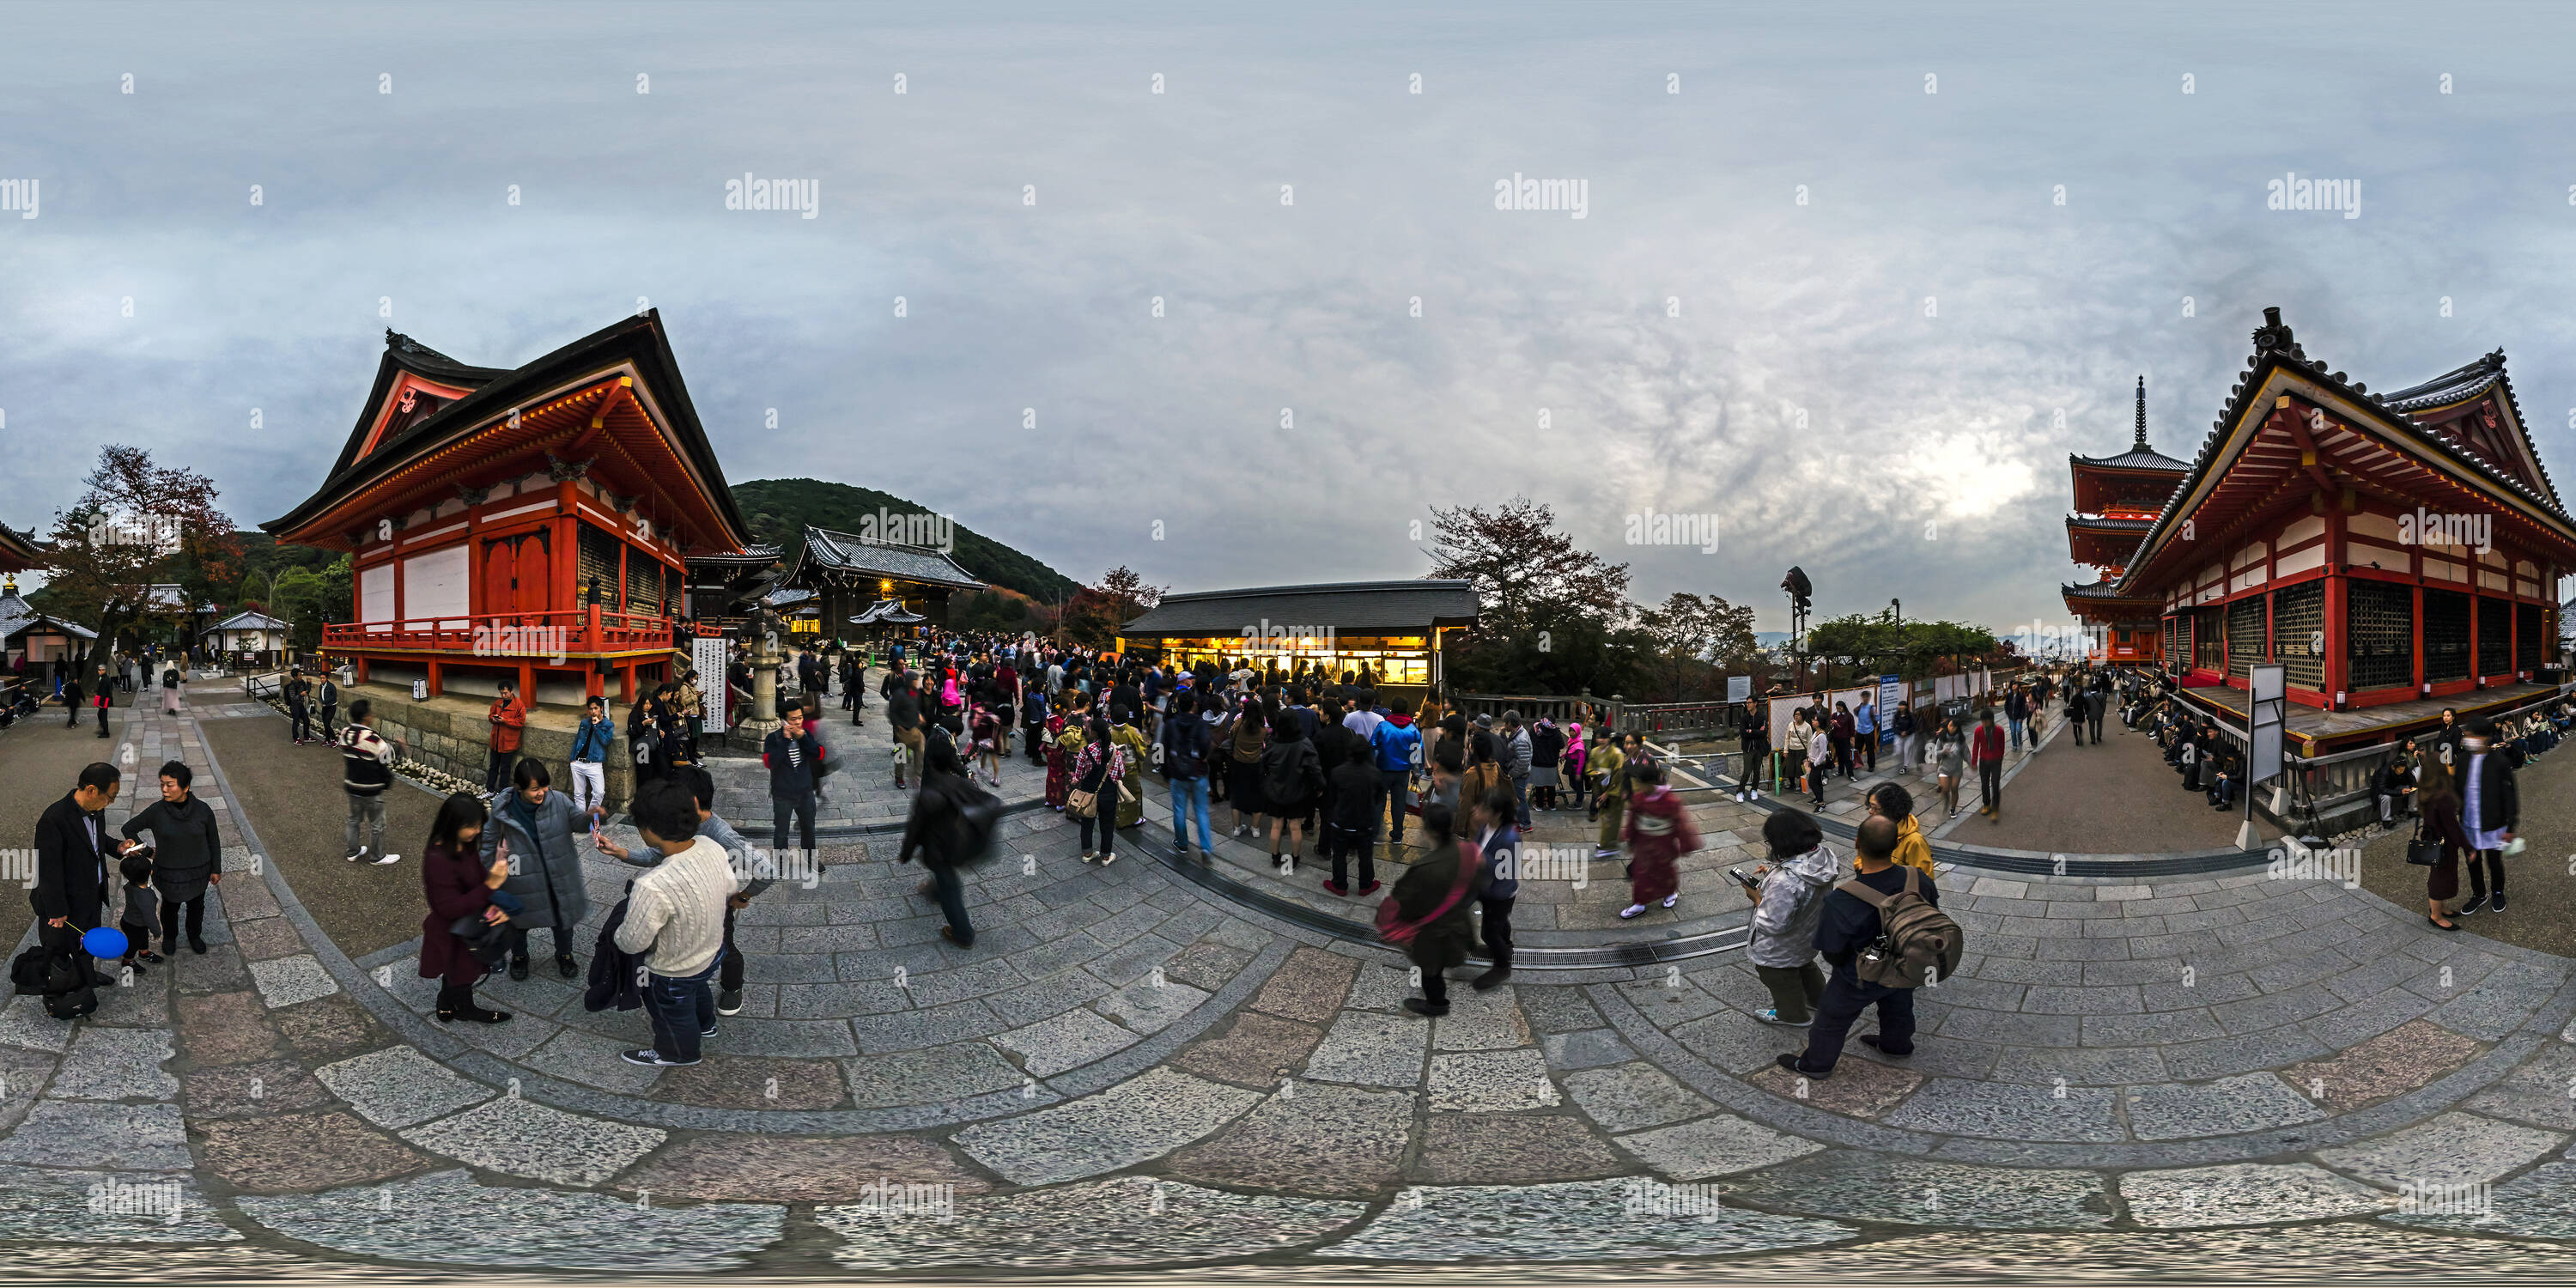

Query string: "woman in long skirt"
[1042, 711, 1072, 809]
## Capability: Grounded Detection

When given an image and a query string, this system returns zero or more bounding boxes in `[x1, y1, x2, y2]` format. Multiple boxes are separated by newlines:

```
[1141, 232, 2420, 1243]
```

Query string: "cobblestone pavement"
[9, 696, 2576, 1275]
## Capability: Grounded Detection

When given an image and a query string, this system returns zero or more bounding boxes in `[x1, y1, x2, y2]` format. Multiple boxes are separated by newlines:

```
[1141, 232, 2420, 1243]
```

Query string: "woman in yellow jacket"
[1868, 781, 1940, 878]
[1112, 711, 1152, 830]
[1589, 738, 1628, 859]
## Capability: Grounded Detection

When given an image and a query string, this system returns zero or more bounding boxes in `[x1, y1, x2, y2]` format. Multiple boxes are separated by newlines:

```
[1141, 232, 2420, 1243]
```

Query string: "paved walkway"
[1968, 711, 2263, 854]
[6, 695, 2576, 1271]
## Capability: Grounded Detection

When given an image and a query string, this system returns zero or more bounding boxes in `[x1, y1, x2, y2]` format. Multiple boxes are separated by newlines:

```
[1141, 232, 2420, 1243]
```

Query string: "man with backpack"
[1777, 815, 1959, 1078]
[338, 700, 404, 864]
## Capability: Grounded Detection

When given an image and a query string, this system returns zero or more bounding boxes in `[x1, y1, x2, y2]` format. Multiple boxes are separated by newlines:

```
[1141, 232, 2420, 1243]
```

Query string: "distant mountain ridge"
[732, 478, 1080, 603]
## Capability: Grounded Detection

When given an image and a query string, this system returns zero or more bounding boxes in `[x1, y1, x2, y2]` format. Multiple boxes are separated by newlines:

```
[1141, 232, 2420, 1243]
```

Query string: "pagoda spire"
[2134, 374, 2148, 449]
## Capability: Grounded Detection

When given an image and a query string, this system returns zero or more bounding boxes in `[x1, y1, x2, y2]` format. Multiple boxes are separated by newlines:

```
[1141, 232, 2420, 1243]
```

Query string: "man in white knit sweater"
[617, 777, 738, 1067]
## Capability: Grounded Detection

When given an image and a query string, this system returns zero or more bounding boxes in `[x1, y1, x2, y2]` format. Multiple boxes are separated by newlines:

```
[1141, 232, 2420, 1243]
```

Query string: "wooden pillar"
[555, 481, 579, 631]
[2323, 507, 2348, 708]
[518, 660, 535, 708]
[2411, 585, 2427, 696]
[2469, 588, 2483, 689]
[426, 659, 444, 698]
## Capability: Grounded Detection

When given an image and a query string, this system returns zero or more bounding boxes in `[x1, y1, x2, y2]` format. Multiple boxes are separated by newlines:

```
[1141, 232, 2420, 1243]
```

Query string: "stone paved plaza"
[6, 684, 2576, 1275]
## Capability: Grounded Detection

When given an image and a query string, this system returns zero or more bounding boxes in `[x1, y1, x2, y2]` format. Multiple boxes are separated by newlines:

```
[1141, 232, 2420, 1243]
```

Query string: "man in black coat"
[2458, 719, 2520, 916]
[34, 762, 131, 963]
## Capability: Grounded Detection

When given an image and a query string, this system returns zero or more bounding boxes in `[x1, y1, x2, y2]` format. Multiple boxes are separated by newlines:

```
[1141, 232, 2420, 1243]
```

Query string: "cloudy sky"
[6, 1, 2576, 636]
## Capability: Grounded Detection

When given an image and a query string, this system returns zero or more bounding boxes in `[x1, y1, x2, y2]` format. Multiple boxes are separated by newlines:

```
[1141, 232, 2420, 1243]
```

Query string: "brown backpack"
[1834, 866, 1963, 988]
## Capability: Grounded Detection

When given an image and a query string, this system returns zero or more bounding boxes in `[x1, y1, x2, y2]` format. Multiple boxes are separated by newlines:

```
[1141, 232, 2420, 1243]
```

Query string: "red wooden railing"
[321, 608, 672, 655]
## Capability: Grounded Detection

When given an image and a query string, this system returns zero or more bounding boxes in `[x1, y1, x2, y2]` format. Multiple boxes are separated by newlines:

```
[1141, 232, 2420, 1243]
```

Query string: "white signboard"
[2249, 662, 2286, 784]
[693, 635, 728, 729]
[1726, 674, 1751, 704]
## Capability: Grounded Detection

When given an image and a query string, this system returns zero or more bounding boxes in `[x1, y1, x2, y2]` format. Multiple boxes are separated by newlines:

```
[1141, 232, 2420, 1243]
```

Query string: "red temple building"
[2064, 376, 2186, 664]
[2065, 307, 2574, 752]
[0, 524, 43, 575]
[263, 312, 756, 707]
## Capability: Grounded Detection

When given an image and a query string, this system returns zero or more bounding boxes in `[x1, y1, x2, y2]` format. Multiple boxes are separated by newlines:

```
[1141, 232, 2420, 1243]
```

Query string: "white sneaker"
[373, 852, 401, 865]
[343, 848, 368, 863]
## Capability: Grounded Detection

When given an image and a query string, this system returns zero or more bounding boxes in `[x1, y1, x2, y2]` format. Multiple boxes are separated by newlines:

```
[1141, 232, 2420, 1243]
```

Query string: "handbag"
[1376, 843, 1484, 945]
[2403, 820, 2444, 867]
[450, 914, 513, 966]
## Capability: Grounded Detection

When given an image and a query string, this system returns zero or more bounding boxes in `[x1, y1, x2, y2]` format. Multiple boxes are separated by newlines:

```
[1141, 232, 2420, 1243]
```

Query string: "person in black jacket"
[118, 759, 223, 955]
[1321, 732, 1382, 896]
[33, 762, 130, 969]
[888, 674, 924, 790]
[1779, 814, 1935, 1078]
[762, 706, 825, 860]
[1260, 709, 1324, 872]
[898, 746, 987, 948]
[2458, 719, 2519, 916]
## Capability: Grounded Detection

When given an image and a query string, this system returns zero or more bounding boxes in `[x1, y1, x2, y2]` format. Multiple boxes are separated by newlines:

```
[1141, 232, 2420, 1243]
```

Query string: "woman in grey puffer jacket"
[1743, 807, 1839, 1027]
[480, 760, 592, 981]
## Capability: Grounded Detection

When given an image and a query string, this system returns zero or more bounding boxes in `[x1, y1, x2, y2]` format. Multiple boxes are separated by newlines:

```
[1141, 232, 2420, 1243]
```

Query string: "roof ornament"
[456, 484, 489, 507]
[2134, 375, 2148, 448]
[2251, 306, 2304, 359]
[544, 452, 593, 482]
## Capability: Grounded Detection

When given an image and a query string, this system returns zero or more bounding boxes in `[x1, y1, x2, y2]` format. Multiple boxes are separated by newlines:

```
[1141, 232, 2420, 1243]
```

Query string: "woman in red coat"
[418, 791, 514, 1024]
[1619, 761, 1701, 919]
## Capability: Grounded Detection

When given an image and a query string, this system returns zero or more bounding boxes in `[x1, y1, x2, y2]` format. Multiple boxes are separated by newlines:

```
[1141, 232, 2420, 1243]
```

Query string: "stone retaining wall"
[343, 681, 635, 811]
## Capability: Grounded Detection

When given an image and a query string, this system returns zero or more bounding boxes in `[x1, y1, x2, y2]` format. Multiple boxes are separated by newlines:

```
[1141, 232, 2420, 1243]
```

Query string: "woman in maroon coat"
[418, 792, 513, 1024]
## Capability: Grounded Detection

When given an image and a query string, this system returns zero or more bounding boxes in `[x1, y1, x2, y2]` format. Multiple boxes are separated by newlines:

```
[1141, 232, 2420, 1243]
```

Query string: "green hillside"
[732, 478, 1080, 603]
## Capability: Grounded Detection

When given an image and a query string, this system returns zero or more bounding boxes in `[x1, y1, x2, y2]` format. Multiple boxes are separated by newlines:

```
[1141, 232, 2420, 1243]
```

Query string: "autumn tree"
[1634, 592, 1760, 701]
[1059, 566, 1164, 649]
[45, 446, 234, 665]
[1425, 496, 1631, 626]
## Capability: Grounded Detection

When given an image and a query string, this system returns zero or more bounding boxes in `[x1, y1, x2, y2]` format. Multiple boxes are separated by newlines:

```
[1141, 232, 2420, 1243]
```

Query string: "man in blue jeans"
[1777, 816, 1934, 1078]
[617, 777, 737, 1068]
[1162, 690, 1214, 859]
[1369, 698, 1423, 854]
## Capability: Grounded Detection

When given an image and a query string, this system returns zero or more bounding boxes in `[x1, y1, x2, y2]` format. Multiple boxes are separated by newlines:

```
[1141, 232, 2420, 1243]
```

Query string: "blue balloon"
[82, 927, 128, 960]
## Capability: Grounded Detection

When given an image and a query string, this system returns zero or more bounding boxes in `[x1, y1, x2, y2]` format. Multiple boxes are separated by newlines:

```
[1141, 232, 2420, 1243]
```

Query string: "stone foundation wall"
[343, 682, 635, 811]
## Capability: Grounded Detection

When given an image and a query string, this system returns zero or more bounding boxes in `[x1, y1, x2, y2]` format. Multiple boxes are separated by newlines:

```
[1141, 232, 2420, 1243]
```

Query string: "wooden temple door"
[481, 538, 516, 621]
[480, 533, 553, 620]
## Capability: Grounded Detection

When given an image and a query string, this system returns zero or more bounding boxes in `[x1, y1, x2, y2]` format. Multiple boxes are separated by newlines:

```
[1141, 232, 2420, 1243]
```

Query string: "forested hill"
[731, 477, 1079, 602]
